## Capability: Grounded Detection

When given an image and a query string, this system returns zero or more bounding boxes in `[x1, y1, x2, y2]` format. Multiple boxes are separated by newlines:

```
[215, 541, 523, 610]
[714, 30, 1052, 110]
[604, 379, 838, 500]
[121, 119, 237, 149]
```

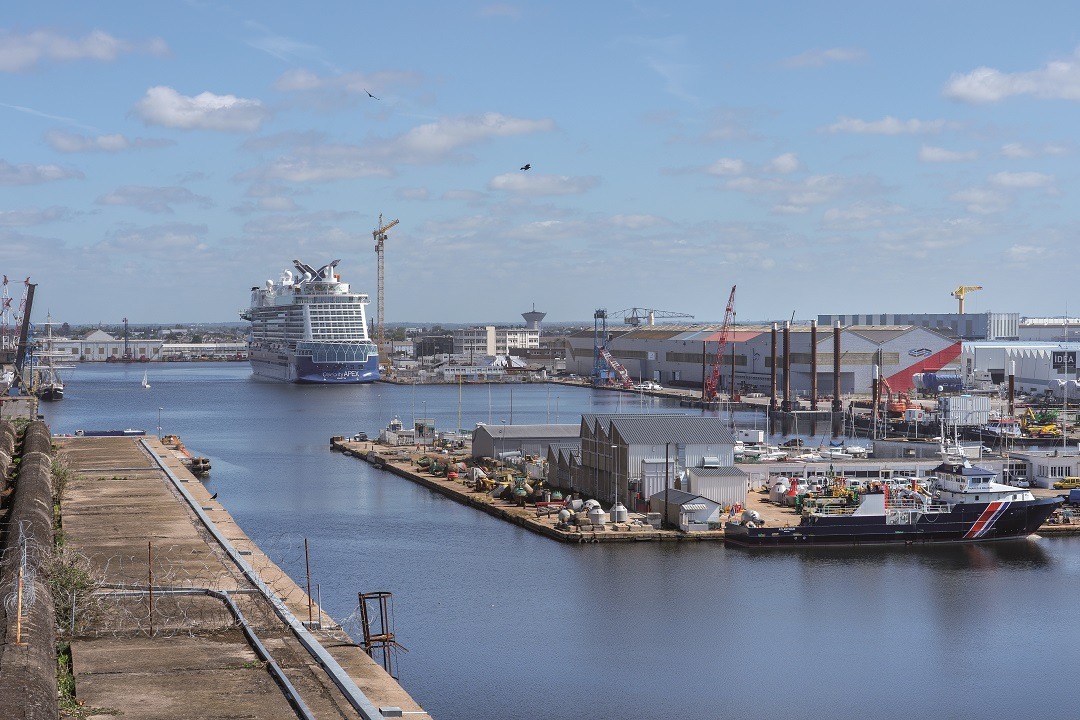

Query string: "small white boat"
[141, 370, 150, 389]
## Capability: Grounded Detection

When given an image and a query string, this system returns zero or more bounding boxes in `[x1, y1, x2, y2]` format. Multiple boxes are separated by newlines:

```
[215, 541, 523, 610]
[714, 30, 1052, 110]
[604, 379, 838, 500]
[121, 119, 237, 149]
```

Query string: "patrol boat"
[724, 460, 1061, 547]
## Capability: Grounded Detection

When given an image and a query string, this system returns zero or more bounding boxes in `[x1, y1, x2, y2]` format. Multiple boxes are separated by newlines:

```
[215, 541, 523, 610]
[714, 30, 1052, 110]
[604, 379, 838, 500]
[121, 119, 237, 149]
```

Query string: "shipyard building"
[563, 322, 961, 394]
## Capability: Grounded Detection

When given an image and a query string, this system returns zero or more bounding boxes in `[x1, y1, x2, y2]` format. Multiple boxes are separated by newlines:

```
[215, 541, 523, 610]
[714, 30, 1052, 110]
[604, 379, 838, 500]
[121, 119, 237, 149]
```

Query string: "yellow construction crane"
[951, 285, 982, 314]
[373, 214, 400, 370]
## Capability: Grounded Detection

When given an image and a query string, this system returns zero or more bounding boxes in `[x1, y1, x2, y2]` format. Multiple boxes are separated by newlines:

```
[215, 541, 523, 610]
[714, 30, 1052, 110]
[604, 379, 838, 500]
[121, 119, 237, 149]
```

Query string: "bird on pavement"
[520, 163, 531, 171]
[210, 492, 218, 500]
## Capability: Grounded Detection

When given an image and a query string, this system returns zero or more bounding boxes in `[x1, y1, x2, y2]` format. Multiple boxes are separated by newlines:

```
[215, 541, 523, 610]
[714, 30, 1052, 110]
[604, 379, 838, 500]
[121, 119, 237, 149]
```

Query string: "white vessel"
[241, 259, 379, 384]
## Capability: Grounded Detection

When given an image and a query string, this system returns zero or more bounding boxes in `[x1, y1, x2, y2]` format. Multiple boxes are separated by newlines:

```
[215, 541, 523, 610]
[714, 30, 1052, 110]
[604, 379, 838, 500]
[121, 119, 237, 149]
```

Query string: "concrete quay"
[334, 439, 721, 543]
[335, 439, 1080, 543]
[56, 435, 429, 720]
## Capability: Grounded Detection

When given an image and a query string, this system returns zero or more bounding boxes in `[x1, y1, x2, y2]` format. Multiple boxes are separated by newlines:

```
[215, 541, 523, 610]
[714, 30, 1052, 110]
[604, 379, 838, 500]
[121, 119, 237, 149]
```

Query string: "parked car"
[1053, 477, 1080, 490]
[352, 432, 369, 442]
[633, 381, 662, 391]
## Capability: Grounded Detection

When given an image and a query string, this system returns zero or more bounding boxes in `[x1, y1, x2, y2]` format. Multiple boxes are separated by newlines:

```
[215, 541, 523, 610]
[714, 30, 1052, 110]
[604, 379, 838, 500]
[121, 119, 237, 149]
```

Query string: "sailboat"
[141, 370, 150, 389]
[35, 312, 70, 400]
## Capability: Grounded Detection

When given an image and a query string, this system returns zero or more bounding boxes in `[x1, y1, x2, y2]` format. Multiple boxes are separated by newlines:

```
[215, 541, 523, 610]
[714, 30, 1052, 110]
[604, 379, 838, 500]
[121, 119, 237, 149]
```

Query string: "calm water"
[40, 364, 1080, 720]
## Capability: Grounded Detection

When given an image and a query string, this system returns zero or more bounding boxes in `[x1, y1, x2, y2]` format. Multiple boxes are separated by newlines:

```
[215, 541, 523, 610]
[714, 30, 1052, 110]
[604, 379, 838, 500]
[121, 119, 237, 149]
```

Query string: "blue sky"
[3, 2, 1080, 325]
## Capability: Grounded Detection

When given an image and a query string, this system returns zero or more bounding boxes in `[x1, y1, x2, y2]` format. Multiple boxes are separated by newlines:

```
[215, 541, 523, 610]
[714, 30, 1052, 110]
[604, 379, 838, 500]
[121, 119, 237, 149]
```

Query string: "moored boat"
[725, 460, 1062, 547]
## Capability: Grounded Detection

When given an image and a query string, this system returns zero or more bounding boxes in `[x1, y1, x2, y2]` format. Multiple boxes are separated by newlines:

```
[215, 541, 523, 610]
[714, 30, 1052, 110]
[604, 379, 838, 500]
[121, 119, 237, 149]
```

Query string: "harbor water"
[40, 364, 1080, 720]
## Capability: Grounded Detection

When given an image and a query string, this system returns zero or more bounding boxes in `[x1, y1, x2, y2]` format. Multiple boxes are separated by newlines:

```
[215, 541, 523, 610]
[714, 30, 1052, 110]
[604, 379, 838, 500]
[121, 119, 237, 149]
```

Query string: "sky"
[3, 2, 1080, 326]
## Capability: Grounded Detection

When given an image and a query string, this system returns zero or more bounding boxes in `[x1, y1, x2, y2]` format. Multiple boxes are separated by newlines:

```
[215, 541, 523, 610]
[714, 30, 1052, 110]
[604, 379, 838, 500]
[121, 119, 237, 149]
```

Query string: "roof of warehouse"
[686, 467, 747, 478]
[583, 413, 735, 445]
[677, 328, 766, 343]
[647, 488, 715, 506]
[845, 326, 916, 344]
[476, 423, 580, 439]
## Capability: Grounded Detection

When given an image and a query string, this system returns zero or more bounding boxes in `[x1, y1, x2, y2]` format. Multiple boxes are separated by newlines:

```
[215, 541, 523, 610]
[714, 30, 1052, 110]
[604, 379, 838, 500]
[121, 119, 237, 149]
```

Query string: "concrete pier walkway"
[57, 435, 429, 719]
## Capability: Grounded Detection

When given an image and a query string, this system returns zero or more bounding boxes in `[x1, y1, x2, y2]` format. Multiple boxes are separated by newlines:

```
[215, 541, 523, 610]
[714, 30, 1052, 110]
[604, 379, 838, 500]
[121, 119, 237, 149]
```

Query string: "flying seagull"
[520, 163, 531, 171]
[365, 89, 379, 100]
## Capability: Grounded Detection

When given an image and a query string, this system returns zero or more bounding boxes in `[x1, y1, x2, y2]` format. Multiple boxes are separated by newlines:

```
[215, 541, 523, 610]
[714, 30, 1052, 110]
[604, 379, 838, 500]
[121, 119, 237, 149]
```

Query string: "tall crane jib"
[704, 285, 737, 402]
[951, 285, 982, 314]
[373, 214, 400, 369]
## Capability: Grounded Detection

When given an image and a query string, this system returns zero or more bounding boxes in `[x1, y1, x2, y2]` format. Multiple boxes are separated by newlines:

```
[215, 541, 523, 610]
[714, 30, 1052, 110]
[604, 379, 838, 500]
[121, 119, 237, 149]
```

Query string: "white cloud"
[771, 204, 810, 215]
[0, 29, 167, 72]
[706, 158, 746, 176]
[823, 116, 947, 135]
[0, 159, 82, 185]
[396, 187, 430, 201]
[944, 49, 1080, 103]
[96, 222, 210, 257]
[0, 207, 69, 227]
[822, 202, 905, 231]
[378, 113, 555, 164]
[765, 152, 800, 174]
[783, 47, 865, 68]
[950, 188, 1008, 214]
[247, 146, 393, 183]
[1001, 142, 1070, 159]
[919, 145, 978, 163]
[1005, 244, 1049, 263]
[44, 130, 173, 153]
[987, 171, 1054, 189]
[488, 172, 599, 196]
[96, 186, 214, 214]
[134, 86, 269, 132]
[609, 214, 668, 229]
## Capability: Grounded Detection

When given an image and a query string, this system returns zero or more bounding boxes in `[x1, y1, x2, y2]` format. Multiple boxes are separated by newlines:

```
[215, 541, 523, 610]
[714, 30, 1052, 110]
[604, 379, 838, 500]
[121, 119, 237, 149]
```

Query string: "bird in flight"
[365, 89, 379, 100]
[209, 492, 218, 500]
[520, 163, 531, 171]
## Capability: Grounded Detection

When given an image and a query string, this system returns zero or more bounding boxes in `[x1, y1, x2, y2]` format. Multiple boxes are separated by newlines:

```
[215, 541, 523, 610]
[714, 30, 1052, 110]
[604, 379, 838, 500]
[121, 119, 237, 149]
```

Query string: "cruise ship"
[241, 259, 380, 383]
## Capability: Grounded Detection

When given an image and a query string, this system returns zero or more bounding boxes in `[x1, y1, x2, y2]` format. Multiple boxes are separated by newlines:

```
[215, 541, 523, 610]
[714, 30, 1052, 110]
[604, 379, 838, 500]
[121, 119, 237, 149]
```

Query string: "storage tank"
[587, 506, 608, 527]
[912, 372, 963, 393]
[610, 502, 628, 523]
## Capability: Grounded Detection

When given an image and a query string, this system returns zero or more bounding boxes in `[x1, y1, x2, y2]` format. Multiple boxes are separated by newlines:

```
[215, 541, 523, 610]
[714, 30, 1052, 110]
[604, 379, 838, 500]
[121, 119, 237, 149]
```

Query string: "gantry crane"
[610, 307, 695, 327]
[704, 285, 737, 402]
[373, 214, 399, 368]
[951, 285, 982, 314]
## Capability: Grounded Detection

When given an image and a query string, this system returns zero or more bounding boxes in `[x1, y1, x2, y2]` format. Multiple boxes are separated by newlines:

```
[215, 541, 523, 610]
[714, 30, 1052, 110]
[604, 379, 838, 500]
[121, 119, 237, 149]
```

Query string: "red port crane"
[704, 285, 736, 402]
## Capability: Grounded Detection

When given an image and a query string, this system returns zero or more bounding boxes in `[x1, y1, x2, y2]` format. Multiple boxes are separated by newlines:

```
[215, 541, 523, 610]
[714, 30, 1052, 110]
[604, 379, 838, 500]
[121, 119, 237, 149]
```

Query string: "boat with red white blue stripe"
[724, 460, 1061, 547]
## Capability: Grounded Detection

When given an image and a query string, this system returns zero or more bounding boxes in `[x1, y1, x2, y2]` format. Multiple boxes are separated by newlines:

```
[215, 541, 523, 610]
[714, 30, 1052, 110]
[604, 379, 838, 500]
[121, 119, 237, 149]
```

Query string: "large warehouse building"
[564, 322, 961, 395]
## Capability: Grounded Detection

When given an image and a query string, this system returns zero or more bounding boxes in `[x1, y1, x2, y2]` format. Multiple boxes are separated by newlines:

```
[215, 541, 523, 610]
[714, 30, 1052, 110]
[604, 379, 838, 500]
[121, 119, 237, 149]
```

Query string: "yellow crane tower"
[951, 285, 982, 314]
[373, 214, 399, 371]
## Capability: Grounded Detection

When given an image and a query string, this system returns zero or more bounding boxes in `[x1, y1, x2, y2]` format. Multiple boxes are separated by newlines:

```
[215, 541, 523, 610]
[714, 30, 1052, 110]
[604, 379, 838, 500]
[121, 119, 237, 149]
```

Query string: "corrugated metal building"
[685, 467, 748, 508]
[471, 423, 580, 460]
[960, 341, 1080, 396]
[818, 312, 1019, 341]
[579, 414, 735, 506]
[564, 323, 960, 394]
[648, 488, 721, 531]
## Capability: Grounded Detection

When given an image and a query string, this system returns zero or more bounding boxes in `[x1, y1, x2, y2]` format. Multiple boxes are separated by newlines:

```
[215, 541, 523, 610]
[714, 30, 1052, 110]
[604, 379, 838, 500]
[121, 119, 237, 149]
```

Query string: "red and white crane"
[704, 285, 736, 402]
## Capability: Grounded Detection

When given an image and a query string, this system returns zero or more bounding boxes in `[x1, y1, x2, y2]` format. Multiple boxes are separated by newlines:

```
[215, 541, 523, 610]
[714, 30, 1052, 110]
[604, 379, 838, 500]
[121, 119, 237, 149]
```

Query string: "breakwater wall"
[0, 420, 58, 720]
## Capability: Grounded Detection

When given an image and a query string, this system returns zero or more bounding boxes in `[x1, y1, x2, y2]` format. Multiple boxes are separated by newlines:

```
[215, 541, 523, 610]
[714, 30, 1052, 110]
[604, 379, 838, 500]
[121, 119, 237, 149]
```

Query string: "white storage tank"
[610, 502, 628, 523]
[587, 506, 608, 527]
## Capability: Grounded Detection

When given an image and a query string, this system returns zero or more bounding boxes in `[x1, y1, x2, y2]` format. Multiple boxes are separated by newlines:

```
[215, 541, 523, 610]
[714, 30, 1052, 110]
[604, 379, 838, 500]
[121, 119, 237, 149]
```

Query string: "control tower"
[522, 305, 546, 331]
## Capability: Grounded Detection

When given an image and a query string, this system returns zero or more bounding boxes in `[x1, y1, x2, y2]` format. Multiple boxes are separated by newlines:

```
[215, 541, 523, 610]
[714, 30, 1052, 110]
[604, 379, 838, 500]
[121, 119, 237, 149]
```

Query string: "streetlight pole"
[664, 443, 671, 529]
[611, 444, 618, 511]
[157, 407, 162, 437]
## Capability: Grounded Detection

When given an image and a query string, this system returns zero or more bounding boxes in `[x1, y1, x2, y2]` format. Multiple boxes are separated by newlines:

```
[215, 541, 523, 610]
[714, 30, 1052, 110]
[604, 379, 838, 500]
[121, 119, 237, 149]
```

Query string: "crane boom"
[951, 285, 982, 314]
[704, 286, 736, 401]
